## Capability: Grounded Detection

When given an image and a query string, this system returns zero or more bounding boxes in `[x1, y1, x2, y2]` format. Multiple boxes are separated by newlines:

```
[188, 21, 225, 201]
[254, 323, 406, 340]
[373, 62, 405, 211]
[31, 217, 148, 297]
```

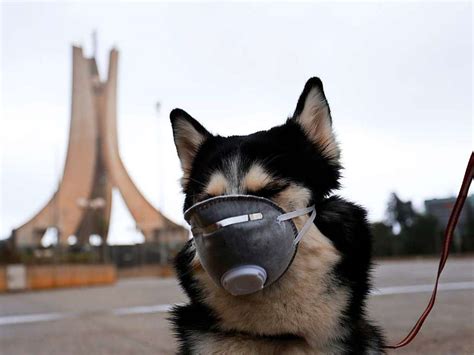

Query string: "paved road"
[1, 258, 473, 354]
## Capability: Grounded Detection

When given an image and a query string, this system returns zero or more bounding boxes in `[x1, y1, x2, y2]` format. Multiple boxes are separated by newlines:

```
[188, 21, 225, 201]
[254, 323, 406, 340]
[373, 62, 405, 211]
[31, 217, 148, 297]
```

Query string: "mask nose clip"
[221, 265, 267, 296]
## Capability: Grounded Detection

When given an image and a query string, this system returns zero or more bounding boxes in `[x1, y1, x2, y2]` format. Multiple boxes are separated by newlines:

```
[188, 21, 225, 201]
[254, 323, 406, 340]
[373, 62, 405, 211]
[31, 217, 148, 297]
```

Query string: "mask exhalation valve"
[221, 265, 267, 296]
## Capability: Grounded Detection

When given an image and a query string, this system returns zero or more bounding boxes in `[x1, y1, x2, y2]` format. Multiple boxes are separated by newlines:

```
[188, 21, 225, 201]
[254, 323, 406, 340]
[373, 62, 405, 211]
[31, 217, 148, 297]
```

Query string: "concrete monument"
[11, 46, 187, 249]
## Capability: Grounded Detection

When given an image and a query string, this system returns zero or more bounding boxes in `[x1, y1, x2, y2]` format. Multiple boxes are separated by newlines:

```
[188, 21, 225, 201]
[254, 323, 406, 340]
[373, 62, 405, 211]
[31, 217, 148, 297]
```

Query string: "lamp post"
[155, 101, 166, 211]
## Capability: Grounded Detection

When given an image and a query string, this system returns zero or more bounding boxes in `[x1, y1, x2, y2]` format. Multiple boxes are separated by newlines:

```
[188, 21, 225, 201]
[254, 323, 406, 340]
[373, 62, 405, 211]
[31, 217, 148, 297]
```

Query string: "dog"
[169, 77, 385, 354]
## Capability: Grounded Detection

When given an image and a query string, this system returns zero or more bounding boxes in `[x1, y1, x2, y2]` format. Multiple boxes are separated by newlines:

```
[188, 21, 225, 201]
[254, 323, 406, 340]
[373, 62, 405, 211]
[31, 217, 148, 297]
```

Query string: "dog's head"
[171, 77, 341, 214]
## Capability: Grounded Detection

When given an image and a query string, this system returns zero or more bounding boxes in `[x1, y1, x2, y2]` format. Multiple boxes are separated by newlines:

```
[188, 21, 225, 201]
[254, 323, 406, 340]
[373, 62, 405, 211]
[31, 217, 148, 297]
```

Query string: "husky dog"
[169, 78, 385, 354]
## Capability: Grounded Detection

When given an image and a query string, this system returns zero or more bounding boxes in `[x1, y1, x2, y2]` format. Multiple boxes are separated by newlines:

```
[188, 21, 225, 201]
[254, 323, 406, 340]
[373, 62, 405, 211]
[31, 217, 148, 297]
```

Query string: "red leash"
[385, 152, 474, 350]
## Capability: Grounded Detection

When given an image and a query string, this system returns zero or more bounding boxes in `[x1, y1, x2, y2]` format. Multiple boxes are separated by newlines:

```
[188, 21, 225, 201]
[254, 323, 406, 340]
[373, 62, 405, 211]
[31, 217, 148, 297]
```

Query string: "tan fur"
[193, 218, 348, 352]
[174, 119, 208, 186]
[191, 252, 204, 272]
[205, 172, 229, 196]
[241, 164, 273, 193]
[190, 333, 313, 355]
[203, 163, 276, 197]
[297, 88, 340, 162]
[273, 184, 311, 211]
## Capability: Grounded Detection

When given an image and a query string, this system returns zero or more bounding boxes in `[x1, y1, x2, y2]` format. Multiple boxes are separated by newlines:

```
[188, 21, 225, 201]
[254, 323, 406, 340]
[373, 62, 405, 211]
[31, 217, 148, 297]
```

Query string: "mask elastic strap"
[277, 205, 317, 245]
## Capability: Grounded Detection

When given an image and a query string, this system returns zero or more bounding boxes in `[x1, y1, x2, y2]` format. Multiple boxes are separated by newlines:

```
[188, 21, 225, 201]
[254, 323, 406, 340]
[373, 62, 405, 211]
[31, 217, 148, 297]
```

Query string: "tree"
[386, 193, 417, 232]
[460, 201, 474, 252]
[371, 222, 396, 257]
[384, 193, 440, 256]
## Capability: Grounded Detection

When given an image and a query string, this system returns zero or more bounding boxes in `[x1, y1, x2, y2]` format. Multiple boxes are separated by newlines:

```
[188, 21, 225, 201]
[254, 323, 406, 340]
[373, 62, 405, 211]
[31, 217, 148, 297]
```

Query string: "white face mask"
[184, 195, 316, 296]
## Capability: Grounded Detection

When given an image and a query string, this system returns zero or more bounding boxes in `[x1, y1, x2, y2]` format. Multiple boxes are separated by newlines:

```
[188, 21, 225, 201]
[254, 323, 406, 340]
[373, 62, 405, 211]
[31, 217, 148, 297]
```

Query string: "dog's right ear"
[291, 77, 340, 162]
[170, 108, 211, 181]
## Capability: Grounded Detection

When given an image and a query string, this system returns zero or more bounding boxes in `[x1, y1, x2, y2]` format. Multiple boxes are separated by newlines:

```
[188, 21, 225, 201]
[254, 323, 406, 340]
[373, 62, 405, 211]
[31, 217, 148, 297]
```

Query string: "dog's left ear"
[292, 77, 340, 162]
[170, 108, 211, 182]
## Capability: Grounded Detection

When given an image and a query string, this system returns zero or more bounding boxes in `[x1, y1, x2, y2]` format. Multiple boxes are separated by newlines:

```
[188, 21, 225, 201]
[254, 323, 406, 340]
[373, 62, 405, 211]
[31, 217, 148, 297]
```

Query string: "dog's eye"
[194, 192, 214, 204]
[250, 183, 289, 199]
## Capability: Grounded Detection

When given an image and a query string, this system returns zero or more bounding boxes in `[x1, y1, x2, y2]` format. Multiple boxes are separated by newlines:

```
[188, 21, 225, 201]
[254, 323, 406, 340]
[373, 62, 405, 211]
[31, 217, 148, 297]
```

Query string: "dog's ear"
[170, 108, 211, 180]
[292, 77, 340, 162]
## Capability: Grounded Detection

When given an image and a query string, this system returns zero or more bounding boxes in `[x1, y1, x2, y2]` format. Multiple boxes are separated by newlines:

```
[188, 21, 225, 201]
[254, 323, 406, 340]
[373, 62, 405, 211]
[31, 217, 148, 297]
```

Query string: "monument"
[11, 46, 188, 249]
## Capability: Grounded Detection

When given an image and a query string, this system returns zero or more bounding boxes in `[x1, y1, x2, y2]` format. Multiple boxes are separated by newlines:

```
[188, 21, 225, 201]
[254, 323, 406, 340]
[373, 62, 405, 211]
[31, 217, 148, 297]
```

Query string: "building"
[425, 195, 474, 236]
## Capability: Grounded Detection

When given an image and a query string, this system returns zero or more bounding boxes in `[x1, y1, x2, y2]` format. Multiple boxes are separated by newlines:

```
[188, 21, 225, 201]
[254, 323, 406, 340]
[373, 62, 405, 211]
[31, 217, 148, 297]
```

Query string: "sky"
[0, 2, 472, 244]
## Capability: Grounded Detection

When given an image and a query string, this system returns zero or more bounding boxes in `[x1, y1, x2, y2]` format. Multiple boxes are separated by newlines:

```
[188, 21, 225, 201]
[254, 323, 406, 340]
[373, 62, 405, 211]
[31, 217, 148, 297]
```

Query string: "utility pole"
[155, 101, 165, 210]
[92, 30, 98, 59]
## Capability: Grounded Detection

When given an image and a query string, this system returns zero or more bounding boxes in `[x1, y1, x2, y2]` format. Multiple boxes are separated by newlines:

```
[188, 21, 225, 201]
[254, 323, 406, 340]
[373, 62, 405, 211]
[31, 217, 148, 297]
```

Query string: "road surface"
[1, 258, 473, 354]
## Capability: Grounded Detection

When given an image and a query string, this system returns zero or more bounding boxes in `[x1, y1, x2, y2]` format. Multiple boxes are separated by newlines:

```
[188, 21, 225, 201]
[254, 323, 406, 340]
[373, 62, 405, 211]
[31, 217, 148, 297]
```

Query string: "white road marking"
[1, 281, 472, 326]
[372, 281, 474, 296]
[0, 312, 69, 326]
[113, 303, 179, 315]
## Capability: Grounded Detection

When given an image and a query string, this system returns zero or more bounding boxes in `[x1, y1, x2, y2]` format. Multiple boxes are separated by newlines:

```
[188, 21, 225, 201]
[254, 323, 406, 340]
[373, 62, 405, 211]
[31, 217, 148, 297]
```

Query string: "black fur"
[181, 118, 341, 210]
[169, 77, 386, 354]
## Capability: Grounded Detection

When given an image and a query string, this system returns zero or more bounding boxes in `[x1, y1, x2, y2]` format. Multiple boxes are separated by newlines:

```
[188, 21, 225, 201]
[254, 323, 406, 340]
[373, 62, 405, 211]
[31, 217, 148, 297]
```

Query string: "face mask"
[184, 195, 316, 296]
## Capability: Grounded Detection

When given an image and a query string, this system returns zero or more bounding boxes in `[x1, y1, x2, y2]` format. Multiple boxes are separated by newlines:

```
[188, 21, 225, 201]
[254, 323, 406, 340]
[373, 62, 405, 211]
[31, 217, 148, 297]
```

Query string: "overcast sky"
[1, 2, 472, 244]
